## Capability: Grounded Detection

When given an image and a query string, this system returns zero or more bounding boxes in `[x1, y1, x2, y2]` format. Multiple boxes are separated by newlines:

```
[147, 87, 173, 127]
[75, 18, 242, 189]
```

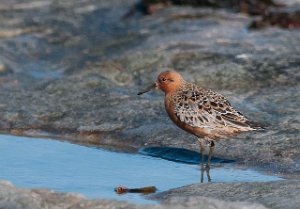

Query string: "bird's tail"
[246, 120, 265, 131]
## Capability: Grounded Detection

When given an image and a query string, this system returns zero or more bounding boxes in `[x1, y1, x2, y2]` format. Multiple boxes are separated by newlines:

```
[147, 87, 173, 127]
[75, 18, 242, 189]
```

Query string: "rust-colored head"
[156, 71, 184, 93]
[138, 71, 184, 95]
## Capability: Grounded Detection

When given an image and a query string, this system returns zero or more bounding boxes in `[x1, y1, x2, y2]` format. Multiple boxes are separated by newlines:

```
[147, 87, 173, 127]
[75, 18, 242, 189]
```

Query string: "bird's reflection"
[200, 164, 211, 183]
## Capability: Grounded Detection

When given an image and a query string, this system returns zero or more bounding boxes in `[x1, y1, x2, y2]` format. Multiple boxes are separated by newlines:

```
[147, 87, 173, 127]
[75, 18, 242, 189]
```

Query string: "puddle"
[0, 135, 282, 204]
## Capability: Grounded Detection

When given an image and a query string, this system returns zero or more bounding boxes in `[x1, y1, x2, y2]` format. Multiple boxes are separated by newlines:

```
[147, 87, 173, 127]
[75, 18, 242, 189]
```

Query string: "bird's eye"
[162, 78, 167, 82]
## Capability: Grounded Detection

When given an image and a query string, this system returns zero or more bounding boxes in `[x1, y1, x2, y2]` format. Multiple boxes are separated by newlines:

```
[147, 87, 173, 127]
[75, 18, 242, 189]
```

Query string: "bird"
[138, 71, 263, 182]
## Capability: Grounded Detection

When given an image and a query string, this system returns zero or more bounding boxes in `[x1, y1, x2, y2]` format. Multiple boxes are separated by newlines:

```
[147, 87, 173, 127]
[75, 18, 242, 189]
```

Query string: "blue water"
[0, 135, 281, 204]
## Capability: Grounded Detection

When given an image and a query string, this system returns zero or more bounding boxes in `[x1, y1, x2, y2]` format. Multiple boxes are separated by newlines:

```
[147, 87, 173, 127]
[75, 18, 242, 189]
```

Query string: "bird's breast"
[164, 93, 229, 140]
[164, 94, 205, 138]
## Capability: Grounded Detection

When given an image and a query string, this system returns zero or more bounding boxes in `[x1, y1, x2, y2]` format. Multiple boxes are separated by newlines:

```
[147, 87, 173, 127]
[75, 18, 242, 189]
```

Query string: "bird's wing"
[173, 85, 254, 130]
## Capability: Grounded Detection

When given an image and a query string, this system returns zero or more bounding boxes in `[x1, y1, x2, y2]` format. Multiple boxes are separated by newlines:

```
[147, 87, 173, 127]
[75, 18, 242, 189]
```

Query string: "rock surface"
[151, 180, 300, 209]
[125, 0, 283, 16]
[0, 181, 268, 209]
[0, 0, 299, 175]
[249, 5, 300, 29]
[0, 0, 299, 208]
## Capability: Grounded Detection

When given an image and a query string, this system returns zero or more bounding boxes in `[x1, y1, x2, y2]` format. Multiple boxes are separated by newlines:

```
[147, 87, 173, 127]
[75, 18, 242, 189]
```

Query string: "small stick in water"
[115, 186, 157, 194]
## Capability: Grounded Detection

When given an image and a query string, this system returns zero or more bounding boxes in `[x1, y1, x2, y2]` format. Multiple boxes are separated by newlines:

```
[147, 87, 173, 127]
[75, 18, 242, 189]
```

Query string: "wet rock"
[127, 0, 300, 30]
[0, 180, 140, 209]
[0, 0, 299, 208]
[0, 181, 267, 209]
[0, 28, 41, 39]
[249, 6, 300, 29]
[151, 180, 300, 209]
[0, 0, 299, 175]
[124, 0, 283, 17]
[78, 123, 124, 133]
[0, 63, 12, 75]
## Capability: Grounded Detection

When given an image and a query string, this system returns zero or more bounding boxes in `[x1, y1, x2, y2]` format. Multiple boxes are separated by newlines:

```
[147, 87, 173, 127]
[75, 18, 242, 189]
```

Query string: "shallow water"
[0, 135, 282, 204]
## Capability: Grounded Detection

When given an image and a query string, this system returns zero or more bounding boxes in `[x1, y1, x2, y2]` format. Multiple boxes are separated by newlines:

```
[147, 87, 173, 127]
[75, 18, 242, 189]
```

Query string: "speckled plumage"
[166, 82, 259, 140]
[138, 71, 262, 141]
[138, 71, 262, 180]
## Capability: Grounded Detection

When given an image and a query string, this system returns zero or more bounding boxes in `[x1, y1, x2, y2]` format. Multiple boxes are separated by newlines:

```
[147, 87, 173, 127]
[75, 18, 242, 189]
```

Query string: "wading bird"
[138, 71, 262, 182]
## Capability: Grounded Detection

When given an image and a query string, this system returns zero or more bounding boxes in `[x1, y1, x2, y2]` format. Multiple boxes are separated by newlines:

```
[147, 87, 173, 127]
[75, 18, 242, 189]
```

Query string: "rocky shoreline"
[0, 0, 299, 208]
[0, 180, 269, 209]
[1, 180, 300, 209]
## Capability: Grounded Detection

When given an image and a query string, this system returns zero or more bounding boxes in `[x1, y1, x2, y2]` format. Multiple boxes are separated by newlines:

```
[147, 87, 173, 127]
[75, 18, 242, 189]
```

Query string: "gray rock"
[0, 0, 299, 175]
[0, 0, 299, 209]
[151, 180, 300, 209]
[0, 181, 267, 209]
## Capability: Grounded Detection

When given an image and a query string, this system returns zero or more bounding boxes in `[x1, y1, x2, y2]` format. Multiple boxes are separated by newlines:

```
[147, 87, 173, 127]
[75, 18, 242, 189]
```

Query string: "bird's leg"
[198, 138, 205, 183]
[206, 140, 215, 171]
[201, 145, 205, 183]
[206, 166, 211, 182]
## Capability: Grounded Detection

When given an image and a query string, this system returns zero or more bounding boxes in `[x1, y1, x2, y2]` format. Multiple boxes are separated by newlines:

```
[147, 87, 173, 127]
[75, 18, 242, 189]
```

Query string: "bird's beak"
[137, 83, 157, 95]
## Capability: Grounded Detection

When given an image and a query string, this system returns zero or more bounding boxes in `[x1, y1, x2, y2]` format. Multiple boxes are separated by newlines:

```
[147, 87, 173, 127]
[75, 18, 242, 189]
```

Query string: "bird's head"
[138, 71, 184, 95]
